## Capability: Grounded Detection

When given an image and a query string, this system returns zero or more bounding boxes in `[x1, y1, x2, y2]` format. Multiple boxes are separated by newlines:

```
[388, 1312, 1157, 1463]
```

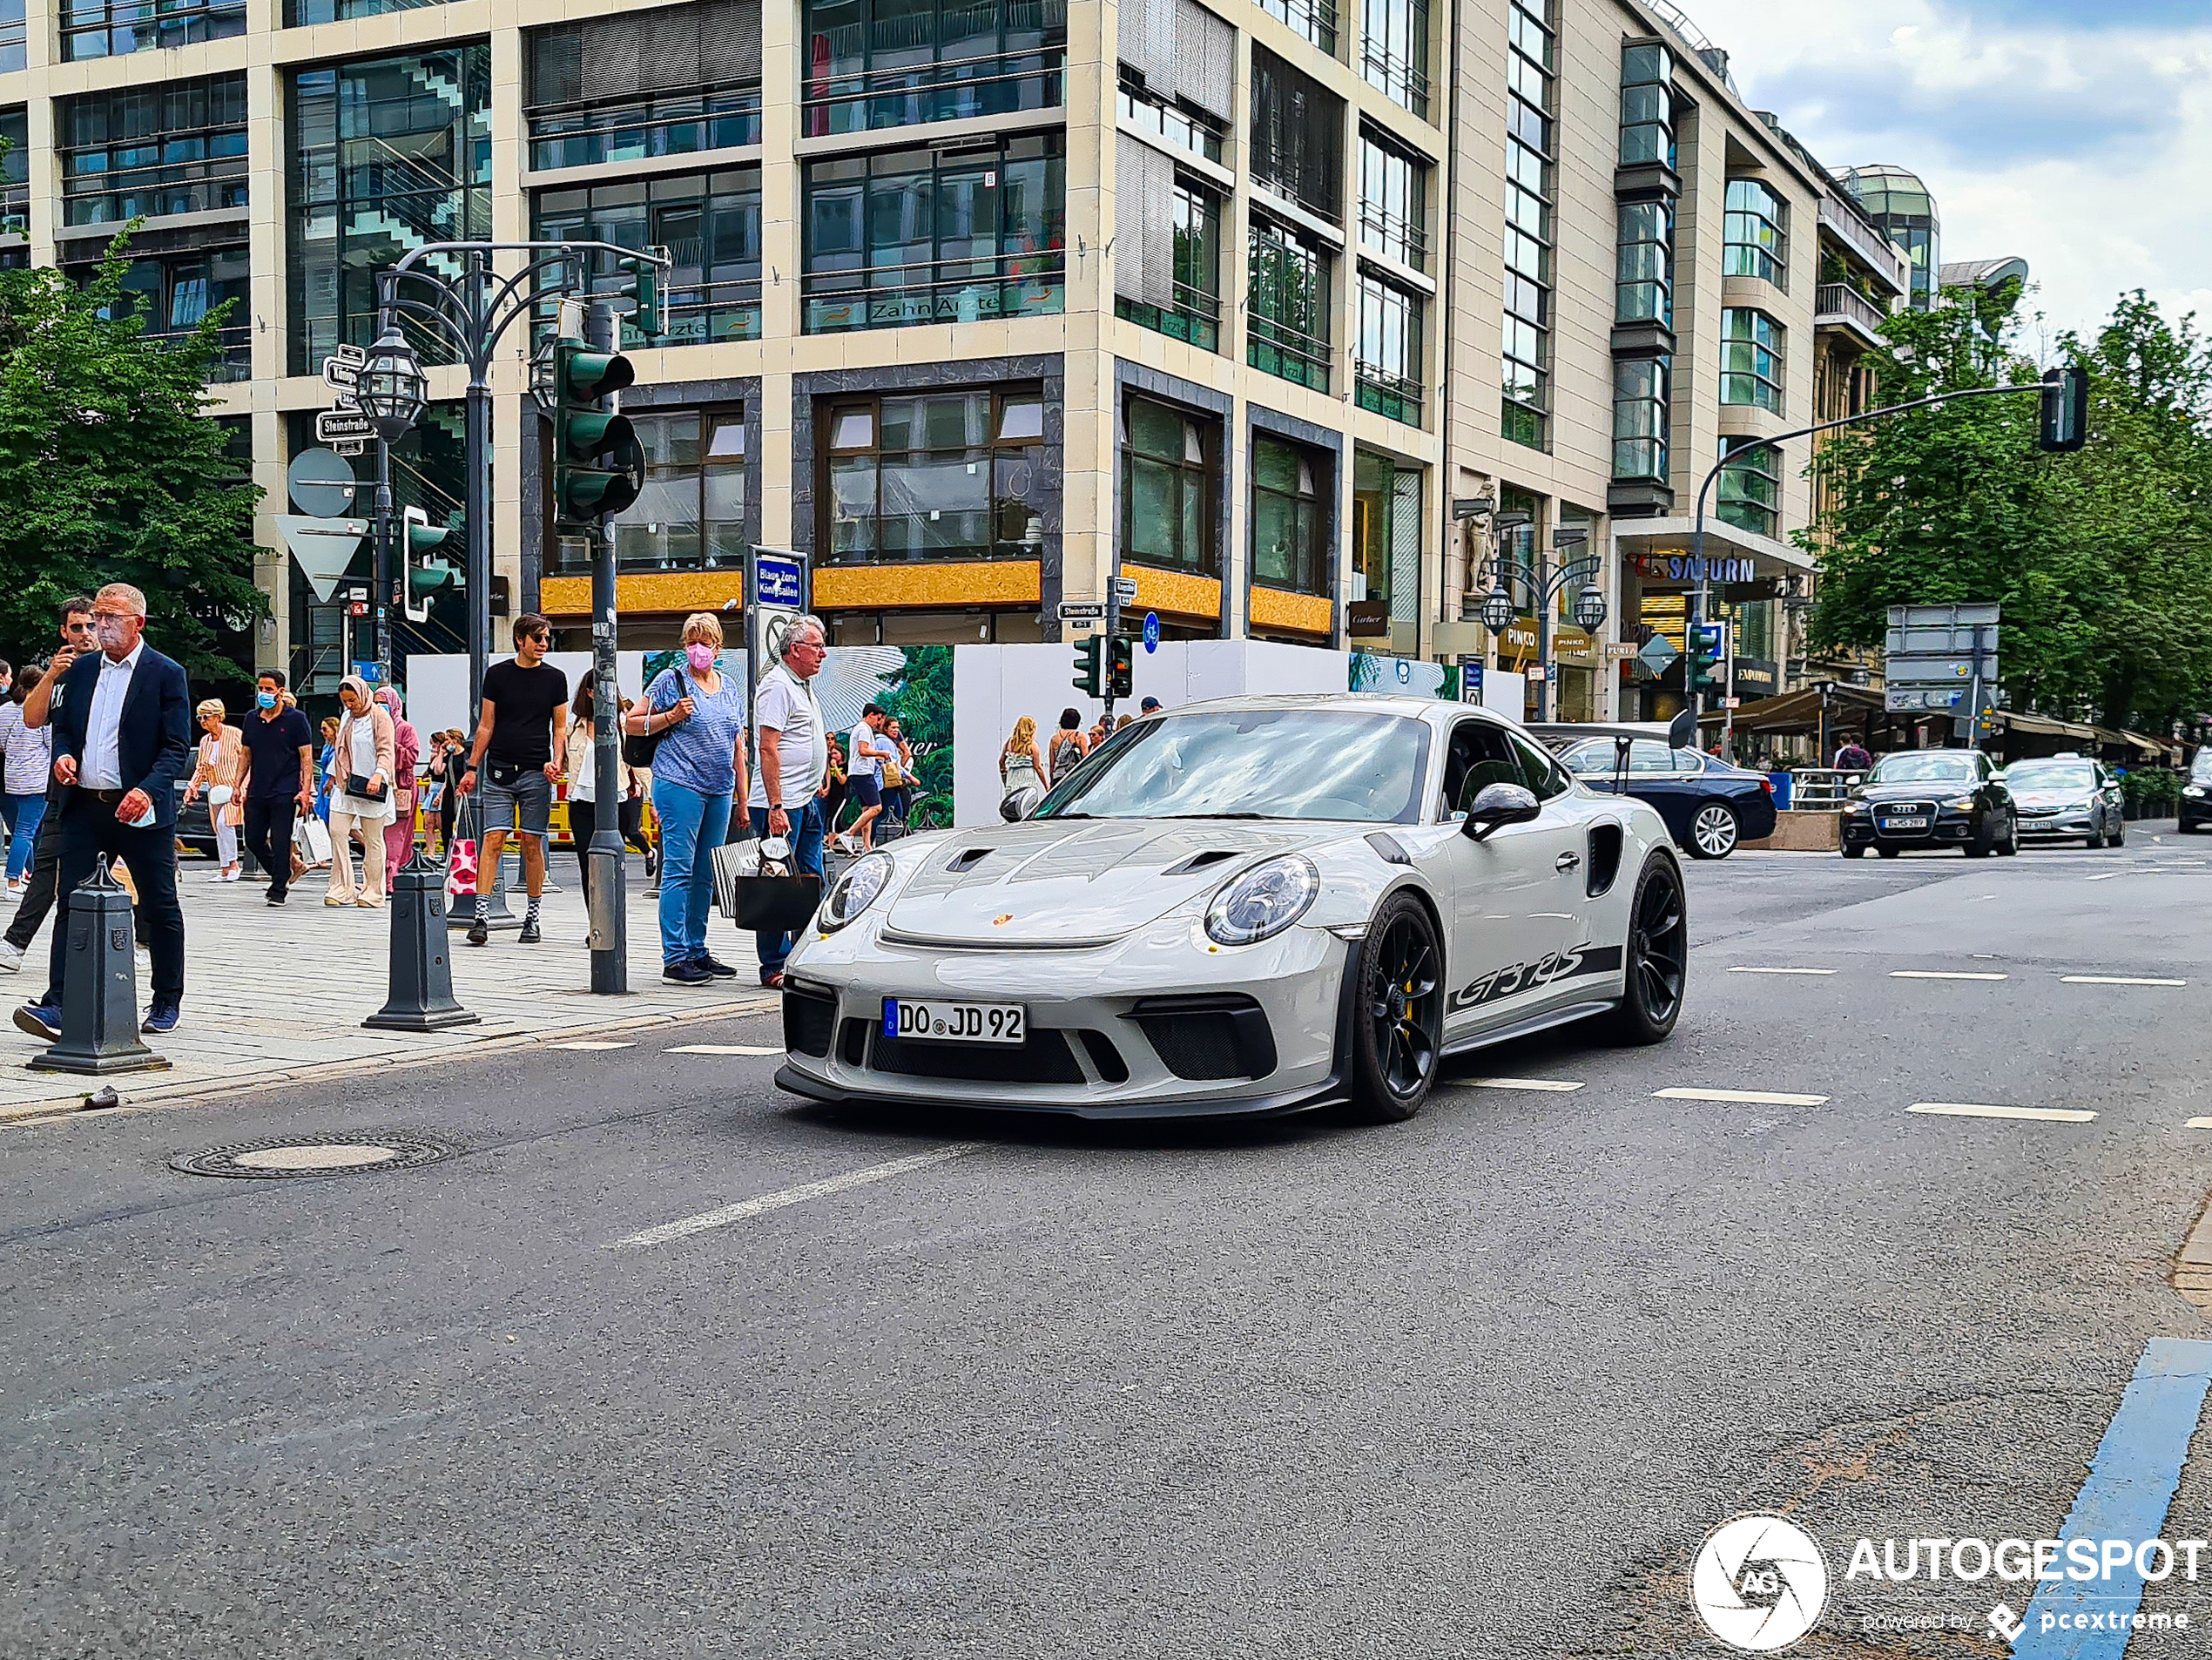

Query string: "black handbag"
[736, 872, 823, 933]
[346, 773, 388, 803]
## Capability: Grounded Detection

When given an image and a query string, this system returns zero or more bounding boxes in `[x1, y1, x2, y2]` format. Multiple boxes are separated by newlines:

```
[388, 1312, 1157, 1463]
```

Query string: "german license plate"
[883, 998, 1026, 1045]
[1884, 816, 1929, 829]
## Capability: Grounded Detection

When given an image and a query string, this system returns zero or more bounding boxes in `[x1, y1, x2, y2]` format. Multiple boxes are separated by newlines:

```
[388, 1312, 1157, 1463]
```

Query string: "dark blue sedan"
[1535, 726, 1778, 859]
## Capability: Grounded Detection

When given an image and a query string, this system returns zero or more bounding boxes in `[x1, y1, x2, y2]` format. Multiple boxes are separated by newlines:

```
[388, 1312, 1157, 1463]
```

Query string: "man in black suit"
[15, 583, 192, 1040]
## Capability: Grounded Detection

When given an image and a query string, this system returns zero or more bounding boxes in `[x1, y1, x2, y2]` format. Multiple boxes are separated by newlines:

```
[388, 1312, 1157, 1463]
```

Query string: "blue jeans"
[652, 779, 732, 967]
[749, 799, 826, 980]
[3, 793, 47, 882]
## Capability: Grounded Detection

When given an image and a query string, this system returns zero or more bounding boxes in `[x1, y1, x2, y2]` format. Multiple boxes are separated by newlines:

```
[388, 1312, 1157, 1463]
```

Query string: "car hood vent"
[947, 847, 995, 873]
[1159, 848, 1240, 876]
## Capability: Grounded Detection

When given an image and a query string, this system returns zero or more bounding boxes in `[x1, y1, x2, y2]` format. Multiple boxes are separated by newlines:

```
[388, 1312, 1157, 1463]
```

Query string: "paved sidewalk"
[0, 857, 777, 1121]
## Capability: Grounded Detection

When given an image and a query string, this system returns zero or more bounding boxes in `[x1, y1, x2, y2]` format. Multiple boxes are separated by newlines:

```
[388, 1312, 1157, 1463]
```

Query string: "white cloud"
[1681, 0, 2212, 346]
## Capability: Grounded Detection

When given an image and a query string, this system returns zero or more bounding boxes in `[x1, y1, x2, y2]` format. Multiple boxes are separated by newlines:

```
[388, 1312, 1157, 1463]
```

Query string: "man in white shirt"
[745, 616, 830, 988]
[840, 703, 896, 855]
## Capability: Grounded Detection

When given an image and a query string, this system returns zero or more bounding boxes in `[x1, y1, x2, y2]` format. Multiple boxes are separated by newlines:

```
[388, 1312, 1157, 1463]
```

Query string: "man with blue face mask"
[236, 668, 315, 907]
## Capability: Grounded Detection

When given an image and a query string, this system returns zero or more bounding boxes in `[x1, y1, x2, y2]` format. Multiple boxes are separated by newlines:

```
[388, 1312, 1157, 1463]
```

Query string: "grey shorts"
[477, 766, 552, 837]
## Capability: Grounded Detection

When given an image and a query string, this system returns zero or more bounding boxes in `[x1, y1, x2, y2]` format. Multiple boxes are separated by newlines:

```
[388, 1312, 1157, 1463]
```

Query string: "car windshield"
[1032, 708, 1432, 824]
[1868, 752, 1977, 785]
[2006, 761, 2096, 792]
[2194, 750, 2212, 783]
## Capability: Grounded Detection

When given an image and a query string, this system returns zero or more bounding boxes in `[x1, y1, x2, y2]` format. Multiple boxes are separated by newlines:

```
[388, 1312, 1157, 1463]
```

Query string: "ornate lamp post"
[1474, 527, 1606, 722]
[353, 327, 428, 685]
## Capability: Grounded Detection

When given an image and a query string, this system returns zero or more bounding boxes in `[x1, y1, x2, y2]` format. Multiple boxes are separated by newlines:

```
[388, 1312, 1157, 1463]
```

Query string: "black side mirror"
[1461, 781, 1541, 841]
[1666, 707, 1697, 749]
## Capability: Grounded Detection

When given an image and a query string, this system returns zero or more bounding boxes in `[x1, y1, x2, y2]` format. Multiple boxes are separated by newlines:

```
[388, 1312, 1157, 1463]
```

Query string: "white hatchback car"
[777, 694, 1686, 1123]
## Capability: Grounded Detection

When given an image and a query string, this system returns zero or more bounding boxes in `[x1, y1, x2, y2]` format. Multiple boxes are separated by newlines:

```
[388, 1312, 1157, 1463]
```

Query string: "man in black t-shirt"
[455, 614, 567, 945]
[235, 668, 316, 906]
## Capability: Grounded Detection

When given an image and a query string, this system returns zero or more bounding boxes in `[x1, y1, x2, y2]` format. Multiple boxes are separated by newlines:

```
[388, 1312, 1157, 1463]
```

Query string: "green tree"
[0, 236, 265, 679]
[1806, 284, 2212, 732]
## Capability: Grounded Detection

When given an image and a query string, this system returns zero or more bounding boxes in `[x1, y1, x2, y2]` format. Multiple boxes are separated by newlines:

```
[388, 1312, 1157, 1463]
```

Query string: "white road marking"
[1891, 970, 2009, 981]
[1654, 1087, 1831, 1107]
[2060, 975, 2188, 988]
[609, 1144, 982, 1249]
[1468, 1076, 1585, 1092]
[548, 1041, 635, 1050]
[2187, 1118, 2212, 1131]
[667, 1043, 786, 1056]
[1727, 966, 1838, 975]
[2087, 872, 2128, 882]
[1907, 1102, 2097, 1124]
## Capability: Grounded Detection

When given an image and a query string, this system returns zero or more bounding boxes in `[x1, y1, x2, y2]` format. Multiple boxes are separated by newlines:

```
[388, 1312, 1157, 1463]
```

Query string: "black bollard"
[29, 856, 170, 1076]
[364, 848, 482, 1032]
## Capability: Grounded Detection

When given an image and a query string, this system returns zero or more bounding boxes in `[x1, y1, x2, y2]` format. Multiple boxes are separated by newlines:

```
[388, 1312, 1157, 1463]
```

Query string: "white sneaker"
[0, 940, 19, 972]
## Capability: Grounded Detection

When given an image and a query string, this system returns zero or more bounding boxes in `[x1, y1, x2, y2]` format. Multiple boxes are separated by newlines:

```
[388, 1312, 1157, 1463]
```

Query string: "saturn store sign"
[1634, 552, 1758, 586]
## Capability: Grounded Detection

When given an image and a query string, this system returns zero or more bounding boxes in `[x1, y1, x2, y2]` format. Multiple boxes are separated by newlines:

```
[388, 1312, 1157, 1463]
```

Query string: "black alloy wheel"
[1345, 894, 1443, 1124]
[1604, 854, 1688, 1044]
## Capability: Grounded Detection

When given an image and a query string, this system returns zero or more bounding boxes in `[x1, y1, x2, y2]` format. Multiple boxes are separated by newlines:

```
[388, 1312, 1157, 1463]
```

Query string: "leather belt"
[83, 787, 127, 804]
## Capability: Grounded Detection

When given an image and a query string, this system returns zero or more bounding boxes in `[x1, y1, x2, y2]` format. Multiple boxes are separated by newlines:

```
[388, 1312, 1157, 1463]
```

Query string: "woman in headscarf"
[181, 698, 246, 882]
[374, 685, 421, 894]
[325, 675, 396, 908]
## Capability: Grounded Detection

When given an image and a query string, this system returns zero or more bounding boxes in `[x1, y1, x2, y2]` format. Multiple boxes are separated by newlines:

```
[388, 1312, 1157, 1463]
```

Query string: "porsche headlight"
[819, 851, 894, 932]
[1204, 855, 1318, 947]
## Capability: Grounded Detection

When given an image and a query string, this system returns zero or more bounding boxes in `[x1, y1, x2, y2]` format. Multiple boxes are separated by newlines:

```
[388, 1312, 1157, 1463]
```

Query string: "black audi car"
[2183, 748, 2212, 834]
[1534, 724, 1778, 859]
[1839, 749, 2018, 858]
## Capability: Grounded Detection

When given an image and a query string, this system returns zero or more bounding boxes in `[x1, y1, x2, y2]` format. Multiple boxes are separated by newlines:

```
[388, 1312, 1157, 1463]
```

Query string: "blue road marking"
[2015, 1338, 2212, 1657]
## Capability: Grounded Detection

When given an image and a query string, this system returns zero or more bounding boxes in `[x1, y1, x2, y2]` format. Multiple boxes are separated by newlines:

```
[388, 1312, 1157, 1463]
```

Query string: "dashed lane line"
[2087, 872, 2128, 882]
[1891, 969, 2009, 981]
[607, 1144, 984, 1249]
[1907, 1102, 2097, 1124]
[548, 1041, 636, 1050]
[1654, 1087, 1831, 1107]
[2060, 975, 2188, 987]
[1467, 1076, 1585, 1092]
[1726, 967, 1838, 975]
[667, 1043, 786, 1056]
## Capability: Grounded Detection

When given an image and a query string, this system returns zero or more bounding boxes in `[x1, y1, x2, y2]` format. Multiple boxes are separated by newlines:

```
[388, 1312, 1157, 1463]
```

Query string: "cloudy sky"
[1682, 0, 2212, 356]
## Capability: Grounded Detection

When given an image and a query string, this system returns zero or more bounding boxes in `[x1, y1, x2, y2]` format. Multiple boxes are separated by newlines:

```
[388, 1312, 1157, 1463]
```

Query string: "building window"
[1717, 441, 1780, 538]
[1117, 81, 1223, 165]
[1120, 395, 1216, 577]
[1354, 272, 1423, 426]
[288, 49, 492, 375]
[1251, 435, 1328, 598]
[1251, 49, 1343, 223]
[825, 388, 1049, 564]
[1611, 357, 1668, 482]
[1247, 215, 1332, 392]
[291, 0, 450, 23]
[59, 77, 248, 227]
[535, 170, 763, 348]
[1618, 42, 1676, 169]
[804, 0, 1066, 138]
[1615, 199, 1670, 325]
[1720, 308, 1785, 411]
[67, 245, 252, 382]
[3, 107, 32, 242]
[1257, 0, 1335, 58]
[1358, 129, 1427, 273]
[1501, 0, 1554, 450]
[1115, 175, 1222, 351]
[527, 5, 763, 171]
[1360, 0, 1428, 118]
[61, 0, 242, 61]
[0, 1, 23, 73]
[1723, 178, 1787, 288]
[1350, 449, 1418, 637]
[803, 133, 1065, 333]
[550, 411, 750, 576]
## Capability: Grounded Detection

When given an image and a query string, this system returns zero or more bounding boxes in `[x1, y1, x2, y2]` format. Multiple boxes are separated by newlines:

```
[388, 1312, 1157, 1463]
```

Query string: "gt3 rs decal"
[1449, 942, 1624, 1012]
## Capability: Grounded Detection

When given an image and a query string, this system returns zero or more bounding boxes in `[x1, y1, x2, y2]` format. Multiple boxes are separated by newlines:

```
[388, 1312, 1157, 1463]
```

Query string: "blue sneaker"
[13, 1002, 60, 1043]
[141, 998, 180, 1036]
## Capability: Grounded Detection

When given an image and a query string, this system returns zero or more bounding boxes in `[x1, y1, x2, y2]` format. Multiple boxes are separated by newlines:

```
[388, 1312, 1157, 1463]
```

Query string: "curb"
[0, 992, 780, 1127]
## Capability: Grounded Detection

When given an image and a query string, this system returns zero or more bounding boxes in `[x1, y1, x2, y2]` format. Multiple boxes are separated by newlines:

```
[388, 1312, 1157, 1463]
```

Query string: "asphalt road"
[5, 827, 2212, 1658]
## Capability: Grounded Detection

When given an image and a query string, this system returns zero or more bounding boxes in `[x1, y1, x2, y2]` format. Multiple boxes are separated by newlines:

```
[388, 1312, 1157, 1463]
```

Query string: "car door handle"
[1555, 851, 1581, 872]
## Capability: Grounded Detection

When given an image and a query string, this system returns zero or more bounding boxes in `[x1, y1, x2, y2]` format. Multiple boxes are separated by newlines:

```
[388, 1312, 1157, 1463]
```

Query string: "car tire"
[1687, 803, 1739, 860]
[1997, 813, 2020, 856]
[1841, 844, 1866, 859]
[2086, 828, 2104, 849]
[1602, 854, 1688, 1046]
[2111, 821, 2125, 847]
[1343, 892, 1443, 1124]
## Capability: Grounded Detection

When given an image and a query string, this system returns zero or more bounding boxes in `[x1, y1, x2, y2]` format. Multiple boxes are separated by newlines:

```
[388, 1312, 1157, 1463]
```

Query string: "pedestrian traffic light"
[550, 338, 646, 529]
[2039, 365, 2089, 453]
[401, 507, 461, 622]
[1073, 636, 1103, 698]
[1107, 635, 1135, 701]
[1688, 621, 1727, 693]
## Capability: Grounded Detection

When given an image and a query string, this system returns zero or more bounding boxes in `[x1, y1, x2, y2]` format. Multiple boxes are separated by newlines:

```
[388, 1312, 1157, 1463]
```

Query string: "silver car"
[2002, 754, 2126, 847]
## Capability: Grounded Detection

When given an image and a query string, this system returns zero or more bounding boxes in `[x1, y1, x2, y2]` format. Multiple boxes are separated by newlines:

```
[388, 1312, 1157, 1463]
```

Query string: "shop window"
[823, 387, 1049, 563]
[1251, 435, 1327, 597]
[1350, 449, 1419, 636]
[552, 409, 749, 576]
[1121, 395, 1216, 577]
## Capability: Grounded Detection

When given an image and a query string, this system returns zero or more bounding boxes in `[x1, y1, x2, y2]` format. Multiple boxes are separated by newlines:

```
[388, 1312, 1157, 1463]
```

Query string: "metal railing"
[1354, 362, 1424, 424]
[1359, 202, 1428, 273]
[1255, 0, 1336, 54]
[1248, 314, 1330, 391]
[802, 253, 1064, 334]
[60, 0, 245, 58]
[803, 49, 1065, 136]
[527, 88, 763, 172]
[1789, 768, 1865, 811]
[1815, 282, 1887, 337]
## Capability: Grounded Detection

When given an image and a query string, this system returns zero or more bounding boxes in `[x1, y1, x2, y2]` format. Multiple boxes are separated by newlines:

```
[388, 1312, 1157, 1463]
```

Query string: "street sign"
[1112, 576, 1139, 607]
[1142, 611, 1160, 653]
[322, 356, 361, 392]
[275, 515, 369, 604]
[1885, 685, 1968, 712]
[1721, 696, 1742, 709]
[332, 441, 367, 458]
[1459, 660, 1485, 703]
[327, 341, 367, 365]
[351, 661, 382, 683]
[1636, 636, 1680, 672]
[754, 552, 804, 608]
[1526, 664, 1548, 683]
[287, 447, 359, 517]
[1605, 642, 1638, 659]
[1057, 601, 1103, 620]
[315, 410, 375, 445]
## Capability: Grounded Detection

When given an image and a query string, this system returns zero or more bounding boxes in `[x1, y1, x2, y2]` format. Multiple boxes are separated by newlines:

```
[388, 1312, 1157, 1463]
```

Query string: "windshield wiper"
[1157, 811, 1269, 820]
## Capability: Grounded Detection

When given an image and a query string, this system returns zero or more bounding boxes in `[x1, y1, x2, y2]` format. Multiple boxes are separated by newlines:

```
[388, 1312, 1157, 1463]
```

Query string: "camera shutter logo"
[1690, 1515, 1830, 1652]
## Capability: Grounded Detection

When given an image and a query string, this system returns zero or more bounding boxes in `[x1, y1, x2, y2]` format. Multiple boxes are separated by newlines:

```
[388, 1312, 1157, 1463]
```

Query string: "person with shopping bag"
[742, 615, 830, 989]
[181, 698, 247, 883]
[324, 675, 396, 908]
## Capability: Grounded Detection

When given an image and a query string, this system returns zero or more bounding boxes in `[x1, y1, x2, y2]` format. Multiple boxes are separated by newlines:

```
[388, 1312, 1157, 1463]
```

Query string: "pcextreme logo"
[1690, 1515, 1830, 1652]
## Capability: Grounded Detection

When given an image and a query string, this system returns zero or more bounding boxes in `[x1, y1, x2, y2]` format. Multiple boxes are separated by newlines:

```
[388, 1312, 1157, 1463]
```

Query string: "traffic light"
[1688, 621, 1727, 693]
[2039, 365, 2088, 453]
[401, 506, 461, 622]
[550, 338, 645, 529]
[1072, 636, 1103, 698]
[1107, 635, 1135, 701]
[623, 246, 671, 341]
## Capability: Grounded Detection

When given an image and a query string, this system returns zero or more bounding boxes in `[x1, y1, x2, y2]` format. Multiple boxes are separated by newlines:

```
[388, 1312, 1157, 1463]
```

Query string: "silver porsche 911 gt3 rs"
[775, 694, 1687, 1123]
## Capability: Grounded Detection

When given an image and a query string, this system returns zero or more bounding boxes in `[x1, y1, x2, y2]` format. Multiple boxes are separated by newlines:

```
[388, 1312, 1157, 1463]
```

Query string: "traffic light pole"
[372, 430, 395, 686]
[583, 300, 628, 995]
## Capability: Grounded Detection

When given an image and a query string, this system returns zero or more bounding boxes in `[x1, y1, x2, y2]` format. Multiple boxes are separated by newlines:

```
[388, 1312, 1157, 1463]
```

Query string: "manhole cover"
[171, 1130, 463, 1180]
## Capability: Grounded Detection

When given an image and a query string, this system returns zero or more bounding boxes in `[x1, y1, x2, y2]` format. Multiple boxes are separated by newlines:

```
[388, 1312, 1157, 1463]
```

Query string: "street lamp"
[1573, 587, 1608, 631]
[1480, 587, 1516, 632]
[356, 327, 427, 442]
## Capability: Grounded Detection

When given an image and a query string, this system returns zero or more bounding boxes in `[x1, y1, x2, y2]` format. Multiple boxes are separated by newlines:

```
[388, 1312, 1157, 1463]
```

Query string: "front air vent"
[1586, 823, 1624, 898]
[948, 847, 994, 873]
[1162, 848, 1240, 876]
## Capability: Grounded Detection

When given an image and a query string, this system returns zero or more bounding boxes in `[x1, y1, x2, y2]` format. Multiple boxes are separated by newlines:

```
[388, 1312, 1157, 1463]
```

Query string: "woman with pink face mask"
[626, 611, 750, 984]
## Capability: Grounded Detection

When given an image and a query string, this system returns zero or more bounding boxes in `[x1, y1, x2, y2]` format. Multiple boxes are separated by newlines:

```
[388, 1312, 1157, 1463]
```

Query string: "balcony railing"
[527, 87, 763, 172]
[60, 0, 245, 59]
[803, 49, 1066, 137]
[148, 324, 252, 383]
[1359, 203, 1427, 273]
[1815, 281, 1888, 340]
[1248, 314, 1330, 392]
[1117, 282, 1221, 353]
[803, 252, 1064, 334]
[1354, 362, 1423, 425]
